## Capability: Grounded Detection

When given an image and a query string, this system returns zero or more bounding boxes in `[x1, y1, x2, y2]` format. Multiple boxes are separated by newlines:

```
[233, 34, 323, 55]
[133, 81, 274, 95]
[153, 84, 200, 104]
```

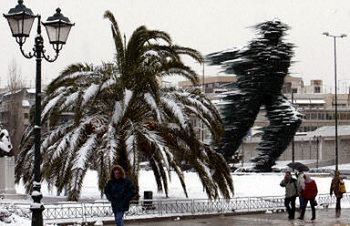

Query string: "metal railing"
[2, 192, 350, 224]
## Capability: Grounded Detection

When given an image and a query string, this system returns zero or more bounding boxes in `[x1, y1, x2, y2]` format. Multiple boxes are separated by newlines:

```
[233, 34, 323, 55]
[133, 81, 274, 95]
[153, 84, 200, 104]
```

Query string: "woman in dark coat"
[105, 165, 136, 226]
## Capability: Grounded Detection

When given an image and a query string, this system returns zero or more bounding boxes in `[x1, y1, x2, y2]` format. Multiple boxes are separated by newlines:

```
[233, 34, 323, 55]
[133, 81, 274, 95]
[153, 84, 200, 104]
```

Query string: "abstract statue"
[0, 129, 13, 157]
[207, 20, 303, 171]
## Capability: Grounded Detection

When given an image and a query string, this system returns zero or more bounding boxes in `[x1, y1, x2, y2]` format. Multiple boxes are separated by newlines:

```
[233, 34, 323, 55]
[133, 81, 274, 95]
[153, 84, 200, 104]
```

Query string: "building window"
[326, 113, 334, 120]
[314, 86, 321, 93]
[318, 113, 325, 120]
[24, 113, 29, 119]
[311, 113, 317, 120]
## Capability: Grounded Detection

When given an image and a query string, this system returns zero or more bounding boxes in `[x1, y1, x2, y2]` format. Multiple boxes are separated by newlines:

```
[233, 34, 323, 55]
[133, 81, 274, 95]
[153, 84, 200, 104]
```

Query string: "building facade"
[178, 75, 350, 165]
[0, 88, 35, 155]
[241, 126, 350, 167]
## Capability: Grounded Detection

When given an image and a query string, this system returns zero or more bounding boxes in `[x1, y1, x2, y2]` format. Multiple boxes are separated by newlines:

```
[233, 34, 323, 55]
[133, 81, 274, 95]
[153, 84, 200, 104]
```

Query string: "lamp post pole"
[314, 135, 319, 169]
[291, 90, 295, 163]
[32, 16, 44, 226]
[201, 63, 205, 142]
[4, 2, 74, 225]
[323, 32, 347, 172]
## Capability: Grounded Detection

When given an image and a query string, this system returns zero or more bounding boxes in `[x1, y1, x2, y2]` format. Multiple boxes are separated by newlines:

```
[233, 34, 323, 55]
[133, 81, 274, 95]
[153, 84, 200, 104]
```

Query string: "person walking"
[330, 171, 346, 217]
[298, 174, 318, 221]
[296, 170, 305, 211]
[280, 171, 298, 220]
[105, 165, 136, 226]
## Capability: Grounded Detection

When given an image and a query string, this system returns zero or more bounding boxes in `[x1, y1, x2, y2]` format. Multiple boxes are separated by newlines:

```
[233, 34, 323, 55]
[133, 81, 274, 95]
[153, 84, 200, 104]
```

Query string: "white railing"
[2, 192, 349, 225]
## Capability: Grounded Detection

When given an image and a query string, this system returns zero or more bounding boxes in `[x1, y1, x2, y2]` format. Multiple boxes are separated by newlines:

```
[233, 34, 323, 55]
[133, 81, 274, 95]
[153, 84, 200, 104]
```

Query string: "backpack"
[339, 182, 346, 193]
[303, 180, 318, 199]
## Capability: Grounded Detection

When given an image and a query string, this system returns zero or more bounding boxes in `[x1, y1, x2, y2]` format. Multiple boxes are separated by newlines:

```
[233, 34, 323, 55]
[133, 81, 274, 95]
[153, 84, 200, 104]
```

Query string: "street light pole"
[291, 90, 295, 163]
[201, 63, 205, 142]
[4, 1, 74, 226]
[323, 32, 346, 172]
[314, 135, 319, 169]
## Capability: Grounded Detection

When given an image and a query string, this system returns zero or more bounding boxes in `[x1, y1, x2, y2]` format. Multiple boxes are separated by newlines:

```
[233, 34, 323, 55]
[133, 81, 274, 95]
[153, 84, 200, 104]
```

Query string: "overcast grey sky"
[1, 0, 350, 91]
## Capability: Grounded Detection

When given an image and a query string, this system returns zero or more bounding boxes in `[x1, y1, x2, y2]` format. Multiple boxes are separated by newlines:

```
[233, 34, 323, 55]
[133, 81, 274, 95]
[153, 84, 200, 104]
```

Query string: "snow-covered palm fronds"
[16, 11, 233, 201]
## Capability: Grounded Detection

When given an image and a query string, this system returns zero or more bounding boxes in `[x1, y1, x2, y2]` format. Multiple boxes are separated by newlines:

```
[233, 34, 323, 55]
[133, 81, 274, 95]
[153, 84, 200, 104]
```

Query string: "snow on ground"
[6, 164, 350, 225]
[14, 168, 350, 200]
[0, 208, 30, 226]
[0, 215, 30, 226]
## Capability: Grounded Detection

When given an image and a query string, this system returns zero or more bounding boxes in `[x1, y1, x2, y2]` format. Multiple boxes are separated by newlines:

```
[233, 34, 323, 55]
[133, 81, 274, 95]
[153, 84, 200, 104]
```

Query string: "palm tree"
[15, 11, 233, 201]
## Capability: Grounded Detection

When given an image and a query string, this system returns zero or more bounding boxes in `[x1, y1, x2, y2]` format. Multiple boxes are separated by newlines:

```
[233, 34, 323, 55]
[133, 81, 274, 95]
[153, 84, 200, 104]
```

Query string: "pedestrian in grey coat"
[280, 171, 298, 220]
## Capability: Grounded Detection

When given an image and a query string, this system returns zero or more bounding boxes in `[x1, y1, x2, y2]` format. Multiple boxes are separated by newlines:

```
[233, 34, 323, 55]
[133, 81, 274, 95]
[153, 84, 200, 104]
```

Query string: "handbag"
[339, 182, 346, 193]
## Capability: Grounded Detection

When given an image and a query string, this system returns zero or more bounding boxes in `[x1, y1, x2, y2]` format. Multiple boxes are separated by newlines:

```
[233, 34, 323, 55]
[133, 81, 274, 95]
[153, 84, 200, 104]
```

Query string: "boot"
[298, 209, 305, 220]
[311, 210, 316, 220]
[336, 209, 341, 218]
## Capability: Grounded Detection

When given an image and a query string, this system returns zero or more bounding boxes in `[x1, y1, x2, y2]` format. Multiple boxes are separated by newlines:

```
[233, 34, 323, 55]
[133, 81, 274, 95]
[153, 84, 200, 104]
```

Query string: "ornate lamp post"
[322, 32, 346, 171]
[3, 1, 74, 225]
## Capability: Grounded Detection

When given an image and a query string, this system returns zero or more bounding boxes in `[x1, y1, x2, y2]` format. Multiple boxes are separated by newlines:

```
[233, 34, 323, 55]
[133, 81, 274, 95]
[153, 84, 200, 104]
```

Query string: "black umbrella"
[287, 162, 309, 172]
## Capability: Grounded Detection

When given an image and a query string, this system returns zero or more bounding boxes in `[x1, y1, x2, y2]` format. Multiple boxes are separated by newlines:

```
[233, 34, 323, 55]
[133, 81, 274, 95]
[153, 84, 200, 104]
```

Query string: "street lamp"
[323, 32, 346, 172]
[3, 1, 74, 226]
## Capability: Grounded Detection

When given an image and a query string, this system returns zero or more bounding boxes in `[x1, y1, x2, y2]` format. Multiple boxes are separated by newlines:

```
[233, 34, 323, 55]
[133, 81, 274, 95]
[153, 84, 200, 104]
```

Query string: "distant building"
[178, 75, 350, 164]
[0, 88, 35, 155]
[178, 75, 236, 94]
[242, 125, 350, 167]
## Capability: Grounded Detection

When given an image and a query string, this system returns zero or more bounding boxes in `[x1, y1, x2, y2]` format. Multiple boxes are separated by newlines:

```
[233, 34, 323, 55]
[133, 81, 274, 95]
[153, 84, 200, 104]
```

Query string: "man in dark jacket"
[280, 171, 298, 219]
[105, 165, 136, 226]
[330, 170, 346, 217]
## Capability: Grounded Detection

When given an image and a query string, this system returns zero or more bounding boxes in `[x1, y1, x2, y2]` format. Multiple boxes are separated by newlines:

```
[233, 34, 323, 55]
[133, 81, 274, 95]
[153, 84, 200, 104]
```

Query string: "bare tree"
[7, 60, 23, 91]
[6, 60, 25, 155]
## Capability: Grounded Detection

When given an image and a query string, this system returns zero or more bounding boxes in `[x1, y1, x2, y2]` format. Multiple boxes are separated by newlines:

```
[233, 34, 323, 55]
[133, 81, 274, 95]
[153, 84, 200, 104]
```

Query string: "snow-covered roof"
[2, 88, 36, 97]
[2, 89, 22, 97]
[27, 88, 35, 94]
[294, 99, 325, 104]
[308, 125, 350, 137]
[22, 100, 30, 107]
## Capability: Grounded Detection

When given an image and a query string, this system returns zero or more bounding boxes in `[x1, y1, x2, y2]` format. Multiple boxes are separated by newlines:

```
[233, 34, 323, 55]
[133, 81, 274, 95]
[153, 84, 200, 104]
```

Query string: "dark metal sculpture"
[207, 20, 302, 171]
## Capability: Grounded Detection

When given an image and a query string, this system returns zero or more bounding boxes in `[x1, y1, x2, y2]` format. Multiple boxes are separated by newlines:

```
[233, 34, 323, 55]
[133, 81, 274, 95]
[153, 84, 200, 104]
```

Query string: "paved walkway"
[124, 208, 350, 226]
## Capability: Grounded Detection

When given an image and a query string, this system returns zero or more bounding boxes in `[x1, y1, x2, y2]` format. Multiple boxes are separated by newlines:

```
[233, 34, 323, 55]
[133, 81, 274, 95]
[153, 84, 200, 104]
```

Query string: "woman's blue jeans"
[114, 211, 124, 226]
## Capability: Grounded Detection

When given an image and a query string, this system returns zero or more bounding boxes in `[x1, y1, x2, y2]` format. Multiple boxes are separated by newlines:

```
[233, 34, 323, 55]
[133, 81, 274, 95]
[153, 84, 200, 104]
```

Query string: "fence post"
[191, 199, 195, 214]
[82, 202, 86, 224]
[248, 197, 251, 212]
[160, 200, 163, 216]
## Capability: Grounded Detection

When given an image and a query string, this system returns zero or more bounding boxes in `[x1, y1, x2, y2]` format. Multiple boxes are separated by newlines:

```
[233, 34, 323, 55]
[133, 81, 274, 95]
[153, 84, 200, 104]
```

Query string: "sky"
[1, 0, 350, 92]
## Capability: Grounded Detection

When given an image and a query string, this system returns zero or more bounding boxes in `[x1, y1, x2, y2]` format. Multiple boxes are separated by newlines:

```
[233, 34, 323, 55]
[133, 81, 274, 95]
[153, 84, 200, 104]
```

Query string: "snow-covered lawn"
[15, 170, 348, 200]
[0, 207, 30, 226]
[4, 167, 350, 225]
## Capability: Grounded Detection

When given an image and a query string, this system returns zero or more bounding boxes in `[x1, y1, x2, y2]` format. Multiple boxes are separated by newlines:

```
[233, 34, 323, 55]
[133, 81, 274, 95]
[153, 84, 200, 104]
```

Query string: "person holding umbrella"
[287, 162, 309, 212]
[330, 170, 346, 217]
[280, 171, 298, 219]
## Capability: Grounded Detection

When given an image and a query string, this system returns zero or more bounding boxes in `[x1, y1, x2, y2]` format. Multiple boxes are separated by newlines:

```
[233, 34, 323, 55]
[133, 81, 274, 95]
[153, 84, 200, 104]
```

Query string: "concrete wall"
[0, 157, 16, 194]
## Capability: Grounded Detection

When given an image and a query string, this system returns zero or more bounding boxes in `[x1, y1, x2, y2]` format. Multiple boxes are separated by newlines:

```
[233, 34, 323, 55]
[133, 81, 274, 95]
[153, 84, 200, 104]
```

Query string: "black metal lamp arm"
[16, 15, 60, 62]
